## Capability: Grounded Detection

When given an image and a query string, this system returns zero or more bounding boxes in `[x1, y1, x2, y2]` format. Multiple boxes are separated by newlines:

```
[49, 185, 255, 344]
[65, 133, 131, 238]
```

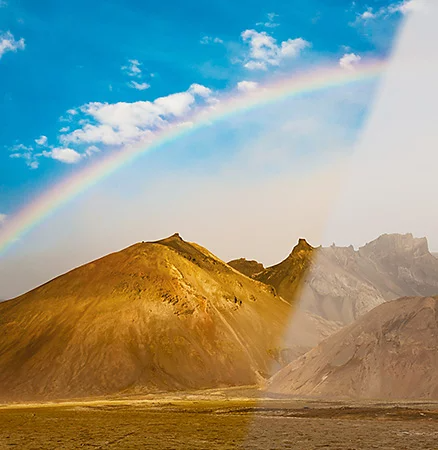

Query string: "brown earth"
[0, 234, 299, 402]
[269, 296, 438, 400]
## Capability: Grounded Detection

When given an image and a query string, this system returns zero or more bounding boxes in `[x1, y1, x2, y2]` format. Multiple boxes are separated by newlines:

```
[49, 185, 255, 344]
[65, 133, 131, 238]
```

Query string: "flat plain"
[1, 390, 437, 449]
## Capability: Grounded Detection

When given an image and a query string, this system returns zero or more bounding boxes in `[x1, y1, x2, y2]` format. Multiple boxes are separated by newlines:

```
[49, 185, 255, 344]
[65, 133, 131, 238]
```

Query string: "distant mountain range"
[232, 233, 438, 326]
[1, 232, 437, 402]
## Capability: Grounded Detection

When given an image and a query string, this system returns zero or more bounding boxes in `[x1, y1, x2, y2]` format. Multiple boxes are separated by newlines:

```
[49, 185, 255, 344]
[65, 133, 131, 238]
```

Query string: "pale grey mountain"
[254, 233, 438, 325]
[268, 296, 438, 400]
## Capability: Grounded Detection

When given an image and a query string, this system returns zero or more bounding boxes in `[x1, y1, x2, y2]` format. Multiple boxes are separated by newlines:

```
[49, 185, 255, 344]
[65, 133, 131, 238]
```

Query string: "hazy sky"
[1, 1, 434, 299]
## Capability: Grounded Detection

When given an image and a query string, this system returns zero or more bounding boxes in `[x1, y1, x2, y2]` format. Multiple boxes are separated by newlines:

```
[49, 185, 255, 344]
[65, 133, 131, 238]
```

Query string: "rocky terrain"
[268, 296, 438, 400]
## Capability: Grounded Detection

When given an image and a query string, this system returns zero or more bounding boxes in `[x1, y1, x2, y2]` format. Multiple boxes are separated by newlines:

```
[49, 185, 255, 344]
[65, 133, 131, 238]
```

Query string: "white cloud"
[129, 81, 150, 91]
[43, 147, 83, 164]
[61, 83, 213, 147]
[8, 79, 214, 171]
[122, 59, 142, 77]
[241, 29, 310, 70]
[0, 214, 6, 225]
[200, 36, 224, 45]
[237, 80, 259, 92]
[35, 135, 48, 146]
[188, 83, 212, 97]
[339, 53, 362, 70]
[280, 38, 310, 58]
[0, 31, 25, 59]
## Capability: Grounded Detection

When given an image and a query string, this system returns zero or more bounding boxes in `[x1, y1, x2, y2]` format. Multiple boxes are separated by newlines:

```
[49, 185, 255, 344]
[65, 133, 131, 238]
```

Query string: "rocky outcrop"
[228, 258, 265, 278]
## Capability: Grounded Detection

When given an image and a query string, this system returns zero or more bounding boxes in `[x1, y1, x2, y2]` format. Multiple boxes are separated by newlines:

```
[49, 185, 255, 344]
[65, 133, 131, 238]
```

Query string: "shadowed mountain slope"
[0, 234, 296, 402]
[254, 239, 315, 304]
[230, 240, 342, 357]
[268, 296, 438, 400]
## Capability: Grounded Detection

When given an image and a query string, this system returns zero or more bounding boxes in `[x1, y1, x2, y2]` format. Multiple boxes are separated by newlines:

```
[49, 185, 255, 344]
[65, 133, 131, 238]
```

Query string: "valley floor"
[1, 389, 437, 449]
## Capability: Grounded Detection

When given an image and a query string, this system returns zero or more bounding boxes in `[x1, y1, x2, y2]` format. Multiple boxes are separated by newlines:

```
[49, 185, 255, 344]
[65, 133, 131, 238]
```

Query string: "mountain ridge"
[240, 233, 438, 325]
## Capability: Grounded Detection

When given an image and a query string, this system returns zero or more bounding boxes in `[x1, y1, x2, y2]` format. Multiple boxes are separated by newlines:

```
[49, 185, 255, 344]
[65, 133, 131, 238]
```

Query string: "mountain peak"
[290, 238, 314, 256]
[156, 232, 184, 243]
[360, 233, 430, 258]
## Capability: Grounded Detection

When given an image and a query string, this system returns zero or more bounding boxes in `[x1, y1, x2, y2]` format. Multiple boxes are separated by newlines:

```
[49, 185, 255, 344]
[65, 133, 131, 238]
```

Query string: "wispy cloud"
[121, 59, 143, 77]
[0, 214, 6, 225]
[241, 29, 310, 70]
[129, 81, 150, 91]
[200, 36, 224, 45]
[121, 59, 153, 90]
[0, 31, 25, 59]
[256, 12, 280, 28]
[354, 0, 424, 23]
[35, 135, 48, 146]
[9, 144, 39, 169]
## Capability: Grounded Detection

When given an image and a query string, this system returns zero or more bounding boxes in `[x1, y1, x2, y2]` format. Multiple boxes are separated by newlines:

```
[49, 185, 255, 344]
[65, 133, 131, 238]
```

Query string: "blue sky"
[0, 0, 420, 298]
[0, 0, 410, 213]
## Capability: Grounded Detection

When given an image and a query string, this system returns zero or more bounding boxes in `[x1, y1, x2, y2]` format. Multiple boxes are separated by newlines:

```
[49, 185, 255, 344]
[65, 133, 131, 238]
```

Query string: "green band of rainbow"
[0, 60, 387, 256]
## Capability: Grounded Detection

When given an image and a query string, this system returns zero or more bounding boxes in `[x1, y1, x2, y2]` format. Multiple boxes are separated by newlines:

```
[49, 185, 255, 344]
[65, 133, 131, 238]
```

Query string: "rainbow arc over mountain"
[0, 60, 387, 255]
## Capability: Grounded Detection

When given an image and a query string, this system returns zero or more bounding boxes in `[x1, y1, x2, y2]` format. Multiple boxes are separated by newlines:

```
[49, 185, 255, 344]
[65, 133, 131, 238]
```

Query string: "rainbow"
[0, 59, 387, 256]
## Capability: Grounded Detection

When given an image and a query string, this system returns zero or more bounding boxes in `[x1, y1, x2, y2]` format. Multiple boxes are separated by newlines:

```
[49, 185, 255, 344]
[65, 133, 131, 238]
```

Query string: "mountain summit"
[0, 234, 293, 402]
[254, 238, 316, 304]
